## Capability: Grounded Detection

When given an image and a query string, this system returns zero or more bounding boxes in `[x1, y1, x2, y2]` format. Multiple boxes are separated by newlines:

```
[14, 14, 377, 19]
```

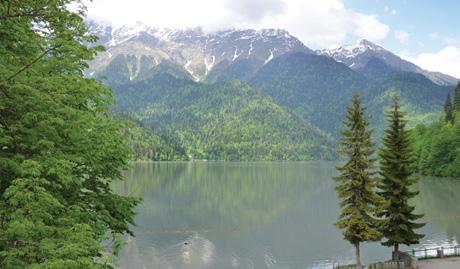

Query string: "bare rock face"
[87, 21, 312, 81]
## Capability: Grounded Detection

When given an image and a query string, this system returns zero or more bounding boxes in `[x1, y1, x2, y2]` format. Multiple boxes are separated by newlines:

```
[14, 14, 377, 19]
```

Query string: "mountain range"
[317, 40, 457, 86]
[88, 21, 458, 160]
[87, 21, 311, 82]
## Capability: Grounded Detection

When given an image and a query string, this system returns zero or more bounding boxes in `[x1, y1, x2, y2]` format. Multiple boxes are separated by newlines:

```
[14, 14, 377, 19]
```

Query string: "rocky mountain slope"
[88, 21, 312, 81]
[88, 22, 457, 86]
[317, 39, 457, 86]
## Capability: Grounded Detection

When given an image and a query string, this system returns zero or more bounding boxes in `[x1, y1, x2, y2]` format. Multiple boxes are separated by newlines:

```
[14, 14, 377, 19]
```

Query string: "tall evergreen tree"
[334, 93, 382, 268]
[455, 82, 460, 111]
[378, 97, 425, 259]
[444, 93, 454, 124]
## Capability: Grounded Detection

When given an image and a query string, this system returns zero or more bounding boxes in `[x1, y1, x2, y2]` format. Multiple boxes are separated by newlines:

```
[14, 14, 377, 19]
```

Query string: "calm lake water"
[113, 162, 460, 269]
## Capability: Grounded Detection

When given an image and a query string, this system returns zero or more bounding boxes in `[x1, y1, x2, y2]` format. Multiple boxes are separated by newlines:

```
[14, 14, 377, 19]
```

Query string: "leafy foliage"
[0, 1, 138, 268]
[412, 118, 460, 178]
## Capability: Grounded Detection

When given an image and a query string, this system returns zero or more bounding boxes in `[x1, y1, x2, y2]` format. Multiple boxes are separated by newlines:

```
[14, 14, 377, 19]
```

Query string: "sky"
[84, 0, 460, 78]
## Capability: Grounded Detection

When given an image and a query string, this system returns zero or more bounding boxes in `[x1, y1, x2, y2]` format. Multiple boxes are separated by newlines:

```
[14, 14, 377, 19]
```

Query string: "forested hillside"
[113, 75, 336, 161]
[114, 112, 189, 161]
[249, 52, 368, 135]
[412, 84, 460, 177]
[89, 23, 457, 161]
[249, 53, 452, 138]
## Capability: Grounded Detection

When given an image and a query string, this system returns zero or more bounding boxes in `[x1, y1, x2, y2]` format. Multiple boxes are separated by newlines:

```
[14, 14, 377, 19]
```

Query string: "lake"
[113, 162, 460, 269]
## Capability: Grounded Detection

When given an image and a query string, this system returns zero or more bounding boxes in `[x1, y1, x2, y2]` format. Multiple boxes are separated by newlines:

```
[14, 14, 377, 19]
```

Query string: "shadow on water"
[113, 162, 460, 269]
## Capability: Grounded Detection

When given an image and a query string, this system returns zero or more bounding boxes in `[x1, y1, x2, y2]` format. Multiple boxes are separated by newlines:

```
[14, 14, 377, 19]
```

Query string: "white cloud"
[84, 0, 389, 48]
[394, 30, 410, 44]
[401, 47, 460, 78]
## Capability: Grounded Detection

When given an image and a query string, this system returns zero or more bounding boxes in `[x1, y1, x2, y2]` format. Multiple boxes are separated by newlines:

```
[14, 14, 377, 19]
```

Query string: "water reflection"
[412, 177, 460, 247]
[113, 162, 460, 269]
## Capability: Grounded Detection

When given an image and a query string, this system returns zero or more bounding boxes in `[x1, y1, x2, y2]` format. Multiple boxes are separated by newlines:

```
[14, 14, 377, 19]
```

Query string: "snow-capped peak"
[87, 21, 313, 81]
[317, 39, 384, 59]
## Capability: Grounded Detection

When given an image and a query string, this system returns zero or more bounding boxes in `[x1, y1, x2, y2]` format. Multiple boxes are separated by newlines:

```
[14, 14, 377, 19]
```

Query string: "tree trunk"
[394, 243, 400, 268]
[394, 243, 399, 260]
[355, 242, 361, 269]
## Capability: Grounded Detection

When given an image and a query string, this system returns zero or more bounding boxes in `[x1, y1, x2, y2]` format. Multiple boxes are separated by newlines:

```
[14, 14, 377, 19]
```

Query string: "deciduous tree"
[0, 1, 139, 268]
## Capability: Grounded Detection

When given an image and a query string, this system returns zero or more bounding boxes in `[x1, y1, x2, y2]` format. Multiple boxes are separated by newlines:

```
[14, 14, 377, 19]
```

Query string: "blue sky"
[85, 0, 460, 77]
[345, 0, 459, 55]
[342, 0, 460, 78]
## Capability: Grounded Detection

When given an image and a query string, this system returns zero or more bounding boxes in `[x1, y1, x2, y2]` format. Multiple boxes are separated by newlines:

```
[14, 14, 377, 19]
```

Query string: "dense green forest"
[249, 53, 451, 138]
[0, 1, 138, 268]
[115, 112, 189, 161]
[412, 84, 460, 177]
[100, 56, 337, 161]
[113, 75, 336, 161]
[95, 52, 453, 162]
[95, 51, 454, 161]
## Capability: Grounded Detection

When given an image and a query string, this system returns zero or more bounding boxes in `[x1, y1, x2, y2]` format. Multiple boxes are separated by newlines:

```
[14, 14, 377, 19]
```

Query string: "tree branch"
[0, 0, 52, 20]
[3, 47, 54, 83]
[0, 10, 47, 20]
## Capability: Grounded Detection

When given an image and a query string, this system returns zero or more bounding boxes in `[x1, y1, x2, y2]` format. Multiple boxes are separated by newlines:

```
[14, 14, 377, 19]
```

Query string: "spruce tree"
[334, 93, 382, 268]
[444, 93, 454, 124]
[455, 82, 460, 111]
[378, 97, 425, 259]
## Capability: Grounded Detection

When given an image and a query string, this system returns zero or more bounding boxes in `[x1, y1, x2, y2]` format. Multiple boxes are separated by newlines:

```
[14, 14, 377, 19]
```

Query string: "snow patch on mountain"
[317, 39, 384, 59]
[86, 22, 311, 80]
[248, 42, 254, 56]
[204, 55, 215, 74]
[232, 48, 244, 61]
[264, 50, 274, 64]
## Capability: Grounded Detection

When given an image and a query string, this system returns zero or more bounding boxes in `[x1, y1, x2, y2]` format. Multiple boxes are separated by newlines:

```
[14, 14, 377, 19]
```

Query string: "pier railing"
[333, 246, 460, 269]
[333, 260, 408, 269]
[407, 245, 460, 260]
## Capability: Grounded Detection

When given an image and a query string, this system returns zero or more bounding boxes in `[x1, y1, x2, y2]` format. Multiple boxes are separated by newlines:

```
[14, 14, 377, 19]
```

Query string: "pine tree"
[444, 93, 454, 124]
[378, 97, 425, 260]
[334, 93, 382, 268]
[455, 82, 460, 111]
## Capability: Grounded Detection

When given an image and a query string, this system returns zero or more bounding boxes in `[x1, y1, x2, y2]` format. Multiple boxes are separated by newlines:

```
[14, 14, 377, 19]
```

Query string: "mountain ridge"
[88, 21, 457, 86]
[87, 21, 312, 81]
[317, 39, 457, 86]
